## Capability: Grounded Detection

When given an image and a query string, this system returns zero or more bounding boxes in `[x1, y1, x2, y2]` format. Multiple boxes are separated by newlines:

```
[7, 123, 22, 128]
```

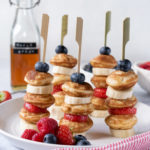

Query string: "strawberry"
[93, 88, 107, 99]
[109, 107, 137, 115]
[64, 114, 88, 122]
[139, 62, 150, 70]
[0, 91, 12, 103]
[24, 102, 47, 113]
[32, 132, 45, 142]
[52, 84, 63, 95]
[37, 118, 58, 135]
[21, 129, 38, 140]
[56, 125, 74, 145]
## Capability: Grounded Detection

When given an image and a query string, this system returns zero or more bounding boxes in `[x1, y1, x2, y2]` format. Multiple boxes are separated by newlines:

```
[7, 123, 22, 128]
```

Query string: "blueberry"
[55, 45, 68, 54]
[71, 73, 85, 84]
[99, 46, 111, 55]
[76, 140, 91, 146]
[43, 134, 57, 144]
[74, 135, 87, 144]
[83, 63, 93, 73]
[35, 62, 49, 73]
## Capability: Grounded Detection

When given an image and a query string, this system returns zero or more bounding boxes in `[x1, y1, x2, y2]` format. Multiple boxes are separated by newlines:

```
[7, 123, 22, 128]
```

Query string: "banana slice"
[52, 66, 75, 75]
[106, 86, 133, 99]
[90, 110, 109, 118]
[26, 84, 53, 94]
[93, 68, 114, 76]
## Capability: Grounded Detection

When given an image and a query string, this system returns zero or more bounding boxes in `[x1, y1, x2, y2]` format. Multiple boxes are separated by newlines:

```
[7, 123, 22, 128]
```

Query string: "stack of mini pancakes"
[50, 53, 77, 120]
[105, 69, 138, 137]
[90, 54, 117, 118]
[59, 81, 93, 135]
[19, 70, 54, 132]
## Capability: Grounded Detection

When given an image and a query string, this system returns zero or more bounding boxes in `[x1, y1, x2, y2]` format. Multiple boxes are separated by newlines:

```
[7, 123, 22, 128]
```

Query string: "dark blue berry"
[55, 45, 68, 54]
[99, 46, 111, 55]
[83, 63, 93, 73]
[71, 73, 85, 84]
[74, 135, 87, 144]
[76, 140, 91, 146]
[43, 134, 57, 144]
[35, 62, 49, 73]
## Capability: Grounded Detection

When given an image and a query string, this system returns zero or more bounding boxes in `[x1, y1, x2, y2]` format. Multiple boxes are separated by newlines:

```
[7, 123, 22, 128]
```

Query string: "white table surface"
[0, 62, 150, 150]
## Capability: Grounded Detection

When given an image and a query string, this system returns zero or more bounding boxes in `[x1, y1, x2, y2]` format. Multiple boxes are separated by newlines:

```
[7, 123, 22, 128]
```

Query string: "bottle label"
[13, 42, 38, 54]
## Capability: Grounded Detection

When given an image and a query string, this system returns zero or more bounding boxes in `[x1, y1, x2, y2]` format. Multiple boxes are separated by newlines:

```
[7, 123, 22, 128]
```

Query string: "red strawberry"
[37, 118, 58, 135]
[0, 91, 12, 103]
[109, 107, 137, 115]
[32, 132, 45, 142]
[56, 125, 74, 145]
[24, 102, 47, 113]
[21, 129, 38, 140]
[52, 84, 62, 95]
[64, 114, 88, 122]
[93, 88, 107, 99]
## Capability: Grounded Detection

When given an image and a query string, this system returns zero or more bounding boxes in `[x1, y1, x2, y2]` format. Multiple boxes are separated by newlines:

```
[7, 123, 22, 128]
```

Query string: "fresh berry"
[74, 135, 87, 144]
[76, 140, 91, 146]
[35, 61, 49, 73]
[93, 88, 107, 99]
[64, 114, 88, 122]
[0, 91, 12, 103]
[109, 107, 137, 115]
[52, 84, 63, 95]
[56, 125, 74, 145]
[24, 102, 47, 113]
[21, 129, 38, 140]
[83, 63, 93, 73]
[32, 132, 45, 142]
[99, 46, 111, 55]
[43, 134, 57, 144]
[116, 59, 132, 72]
[71, 73, 85, 84]
[37, 118, 58, 135]
[55, 45, 68, 54]
[139, 62, 150, 70]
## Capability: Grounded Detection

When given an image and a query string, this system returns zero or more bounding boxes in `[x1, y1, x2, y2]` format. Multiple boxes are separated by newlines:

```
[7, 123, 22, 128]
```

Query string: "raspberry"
[37, 118, 58, 135]
[52, 84, 62, 94]
[21, 129, 38, 140]
[32, 132, 45, 142]
[64, 114, 88, 122]
[56, 125, 74, 145]
[24, 102, 47, 113]
[109, 107, 137, 115]
[93, 88, 107, 99]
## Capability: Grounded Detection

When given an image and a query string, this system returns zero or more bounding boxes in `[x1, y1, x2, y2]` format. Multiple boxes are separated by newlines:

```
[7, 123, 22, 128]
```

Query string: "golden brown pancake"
[52, 74, 70, 85]
[53, 91, 65, 106]
[91, 76, 107, 88]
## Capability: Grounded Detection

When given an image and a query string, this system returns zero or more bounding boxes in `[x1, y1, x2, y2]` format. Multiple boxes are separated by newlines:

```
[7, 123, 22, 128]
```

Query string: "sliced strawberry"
[24, 102, 47, 113]
[93, 88, 107, 99]
[52, 84, 63, 95]
[64, 114, 88, 122]
[109, 107, 137, 115]
[0, 91, 12, 103]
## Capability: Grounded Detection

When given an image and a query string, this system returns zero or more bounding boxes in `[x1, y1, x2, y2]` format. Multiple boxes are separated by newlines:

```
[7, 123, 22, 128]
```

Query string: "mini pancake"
[53, 91, 65, 106]
[62, 82, 93, 97]
[90, 54, 117, 68]
[91, 96, 108, 110]
[24, 93, 54, 108]
[106, 70, 138, 90]
[106, 96, 137, 108]
[105, 115, 137, 130]
[50, 54, 77, 68]
[52, 74, 70, 85]
[19, 108, 50, 124]
[24, 70, 53, 86]
[91, 76, 107, 88]
[62, 103, 93, 115]
[59, 117, 93, 133]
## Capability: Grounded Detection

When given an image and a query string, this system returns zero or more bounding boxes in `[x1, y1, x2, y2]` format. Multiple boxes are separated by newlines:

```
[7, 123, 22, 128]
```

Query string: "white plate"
[0, 97, 150, 150]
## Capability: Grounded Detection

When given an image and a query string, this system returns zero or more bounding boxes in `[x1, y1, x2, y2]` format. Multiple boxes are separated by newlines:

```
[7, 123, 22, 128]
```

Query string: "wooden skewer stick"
[104, 11, 111, 47]
[122, 17, 130, 60]
[76, 17, 83, 73]
[61, 15, 68, 45]
[41, 14, 49, 62]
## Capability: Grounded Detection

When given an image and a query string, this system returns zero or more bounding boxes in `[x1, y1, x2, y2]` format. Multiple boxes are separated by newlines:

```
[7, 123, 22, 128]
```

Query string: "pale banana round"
[90, 110, 109, 118]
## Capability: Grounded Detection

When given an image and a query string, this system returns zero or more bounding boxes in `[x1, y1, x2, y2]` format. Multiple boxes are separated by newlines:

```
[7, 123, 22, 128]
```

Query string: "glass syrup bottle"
[10, 0, 40, 91]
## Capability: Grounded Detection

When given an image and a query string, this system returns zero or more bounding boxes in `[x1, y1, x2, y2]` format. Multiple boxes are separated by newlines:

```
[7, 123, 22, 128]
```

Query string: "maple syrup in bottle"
[10, 0, 40, 90]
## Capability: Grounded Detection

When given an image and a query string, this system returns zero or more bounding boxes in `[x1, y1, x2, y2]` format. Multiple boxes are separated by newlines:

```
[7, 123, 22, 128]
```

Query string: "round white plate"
[0, 97, 150, 150]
